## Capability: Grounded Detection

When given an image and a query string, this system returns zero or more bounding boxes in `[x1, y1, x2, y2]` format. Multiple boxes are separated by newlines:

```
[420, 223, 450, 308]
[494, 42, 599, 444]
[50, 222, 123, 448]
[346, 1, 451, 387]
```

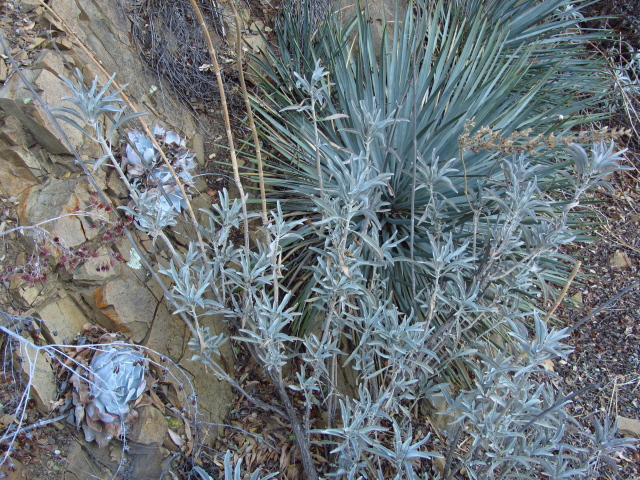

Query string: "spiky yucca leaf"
[252, 0, 611, 335]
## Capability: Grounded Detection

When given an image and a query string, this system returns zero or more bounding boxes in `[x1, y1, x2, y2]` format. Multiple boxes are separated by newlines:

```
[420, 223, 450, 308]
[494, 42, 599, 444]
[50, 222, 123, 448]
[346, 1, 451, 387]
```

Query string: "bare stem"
[231, 1, 268, 224]
[99, 138, 134, 192]
[188, 0, 250, 251]
[543, 260, 581, 323]
[267, 366, 319, 480]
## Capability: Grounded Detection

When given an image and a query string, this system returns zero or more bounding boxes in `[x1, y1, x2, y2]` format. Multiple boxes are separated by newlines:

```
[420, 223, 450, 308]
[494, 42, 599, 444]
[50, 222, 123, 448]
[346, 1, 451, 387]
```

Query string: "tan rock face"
[0, 115, 37, 149]
[32, 69, 85, 154]
[72, 247, 122, 286]
[0, 2, 235, 470]
[0, 71, 72, 155]
[178, 355, 234, 443]
[2, 146, 45, 177]
[126, 405, 168, 445]
[0, 59, 7, 84]
[0, 147, 40, 197]
[143, 303, 188, 363]
[17, 179, 88, 255]
[33, 49, 65, 77]
[63, 434, 172, 479]
[420, 389, 454, 433]
[0, 456, 24, 480]
[38, 294, 90, 344]
[49, 0, 198, 139]
[92, 269, 156, 342]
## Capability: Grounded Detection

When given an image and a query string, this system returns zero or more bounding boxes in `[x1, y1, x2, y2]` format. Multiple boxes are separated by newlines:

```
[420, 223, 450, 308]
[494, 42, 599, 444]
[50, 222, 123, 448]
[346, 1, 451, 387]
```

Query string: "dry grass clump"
[126, 0, 233, 109]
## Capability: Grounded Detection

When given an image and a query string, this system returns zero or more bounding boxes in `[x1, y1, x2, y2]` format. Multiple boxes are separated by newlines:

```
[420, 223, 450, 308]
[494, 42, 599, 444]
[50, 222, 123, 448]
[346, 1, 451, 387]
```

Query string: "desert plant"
[124, 125, 197, 211]
[74, 345, 147, 448]
[438, 315, 638, 479]
[252, 0, 615, 333]
[53, 68, 145, 178]
[8, 0, 637, 477]
[0, 314, 197, 469]
[192, 450, 279, 480]
[54, 70, 199, 231]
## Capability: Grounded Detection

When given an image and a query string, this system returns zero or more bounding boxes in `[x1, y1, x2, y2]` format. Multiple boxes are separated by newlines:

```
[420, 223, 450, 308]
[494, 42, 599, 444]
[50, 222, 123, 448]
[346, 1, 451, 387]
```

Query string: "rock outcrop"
[0, 1, 235, 478]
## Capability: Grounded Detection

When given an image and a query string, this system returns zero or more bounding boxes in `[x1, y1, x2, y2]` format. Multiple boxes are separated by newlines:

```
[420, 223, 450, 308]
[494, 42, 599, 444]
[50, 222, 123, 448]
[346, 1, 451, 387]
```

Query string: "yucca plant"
[251, 0, 612, 339]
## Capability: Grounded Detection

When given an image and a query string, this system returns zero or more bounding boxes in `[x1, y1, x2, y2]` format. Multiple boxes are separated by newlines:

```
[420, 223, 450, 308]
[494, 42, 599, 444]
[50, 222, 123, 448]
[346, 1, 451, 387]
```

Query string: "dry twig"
[544, 260, 582, 323]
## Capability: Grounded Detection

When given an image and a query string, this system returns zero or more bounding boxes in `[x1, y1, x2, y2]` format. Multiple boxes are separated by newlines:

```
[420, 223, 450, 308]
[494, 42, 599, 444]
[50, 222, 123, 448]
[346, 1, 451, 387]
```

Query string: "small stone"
[17, 342, 57, 412]
[611, 250, 633, 268]
[0, 414, 14, 428]
[617, 416, 640, 438]
[433, 457, 445, 475]
[92, 269, 155, 342]
[0, 147, 41, 197]
[72, 247, 121, 286]
[39, 294, 90, 344]
[13, 279, 52, 306]
[419, 391, 453, 433]
[28, 38, 46, 50]
[0, 456, 23, 480]
[44, 38, 73, 50]
[126, 406, 168, 445]
[0, 60, 7, 83]
[243, 33, 267, 54]
[20, 1, 41, 13]
[191, 133, 205, 165]
[106, 169, 128, 199]
[570, 291, 583, 304]
[33, 50, 65, 77]
[250, 21, 264, 32]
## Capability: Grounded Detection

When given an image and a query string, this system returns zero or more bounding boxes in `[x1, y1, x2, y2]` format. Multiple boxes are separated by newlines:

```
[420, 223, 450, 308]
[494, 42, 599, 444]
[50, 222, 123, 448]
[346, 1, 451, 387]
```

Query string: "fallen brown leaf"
[167, 428, 185, 447]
